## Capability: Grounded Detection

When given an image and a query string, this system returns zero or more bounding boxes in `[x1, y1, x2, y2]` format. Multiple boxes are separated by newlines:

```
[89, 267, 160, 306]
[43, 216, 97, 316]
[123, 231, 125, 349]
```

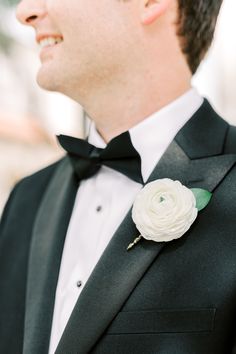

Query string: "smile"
[39, 36, 63, 49]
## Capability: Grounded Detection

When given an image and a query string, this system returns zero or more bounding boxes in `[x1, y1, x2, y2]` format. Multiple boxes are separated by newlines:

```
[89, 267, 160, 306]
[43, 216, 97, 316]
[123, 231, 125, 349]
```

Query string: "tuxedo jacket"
[1, 100, 236, 354]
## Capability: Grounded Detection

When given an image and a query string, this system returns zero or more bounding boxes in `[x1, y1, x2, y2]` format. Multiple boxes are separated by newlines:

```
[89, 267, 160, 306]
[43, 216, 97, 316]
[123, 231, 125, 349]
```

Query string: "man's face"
[16, 0, 139, 99]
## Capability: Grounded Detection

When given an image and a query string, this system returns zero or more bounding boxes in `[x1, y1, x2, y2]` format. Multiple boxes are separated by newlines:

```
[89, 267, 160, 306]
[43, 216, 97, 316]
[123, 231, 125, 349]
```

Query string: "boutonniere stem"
[127, 235, 142, 251]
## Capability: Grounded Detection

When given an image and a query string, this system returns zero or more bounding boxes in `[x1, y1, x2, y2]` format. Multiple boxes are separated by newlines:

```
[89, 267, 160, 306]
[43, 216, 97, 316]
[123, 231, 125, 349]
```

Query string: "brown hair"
[177, 0, 223, 74]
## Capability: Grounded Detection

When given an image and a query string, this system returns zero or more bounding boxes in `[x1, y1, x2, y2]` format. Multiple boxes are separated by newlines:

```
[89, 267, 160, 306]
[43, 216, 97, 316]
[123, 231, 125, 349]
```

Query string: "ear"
[140, 0, 171, 25]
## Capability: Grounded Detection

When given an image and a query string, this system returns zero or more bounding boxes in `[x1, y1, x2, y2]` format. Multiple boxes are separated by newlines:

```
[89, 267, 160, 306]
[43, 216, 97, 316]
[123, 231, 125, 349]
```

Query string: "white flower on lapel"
[127, 178, 212, 250]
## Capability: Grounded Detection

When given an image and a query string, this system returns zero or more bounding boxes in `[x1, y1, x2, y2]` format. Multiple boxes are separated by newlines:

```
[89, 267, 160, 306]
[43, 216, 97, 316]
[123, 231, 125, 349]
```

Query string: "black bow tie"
[57, 131, 144, 184]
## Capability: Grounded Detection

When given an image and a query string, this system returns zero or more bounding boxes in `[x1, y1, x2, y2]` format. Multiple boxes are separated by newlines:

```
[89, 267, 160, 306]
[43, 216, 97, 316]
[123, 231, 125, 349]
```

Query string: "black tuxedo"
[1, 100, 236, 354]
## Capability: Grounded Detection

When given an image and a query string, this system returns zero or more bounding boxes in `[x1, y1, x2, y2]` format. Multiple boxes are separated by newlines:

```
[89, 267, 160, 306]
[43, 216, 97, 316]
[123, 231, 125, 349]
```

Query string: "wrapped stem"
[127, 235, 142, 251]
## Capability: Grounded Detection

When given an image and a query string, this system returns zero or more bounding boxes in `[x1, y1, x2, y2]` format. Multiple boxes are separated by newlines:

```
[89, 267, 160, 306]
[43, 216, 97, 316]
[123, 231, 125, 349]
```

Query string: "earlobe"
[140, 0, 171, 25]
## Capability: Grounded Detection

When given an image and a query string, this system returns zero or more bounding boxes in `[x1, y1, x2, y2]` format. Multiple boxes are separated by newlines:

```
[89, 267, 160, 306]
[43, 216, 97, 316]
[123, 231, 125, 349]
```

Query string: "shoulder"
[15, 157, 64, 194]
[10, 156, 67, 203]
[0, 158, 65, 230]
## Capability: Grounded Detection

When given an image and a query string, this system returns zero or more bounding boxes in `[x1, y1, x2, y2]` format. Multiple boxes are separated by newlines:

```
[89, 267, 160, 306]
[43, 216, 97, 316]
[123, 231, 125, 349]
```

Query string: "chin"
[36, 68, 60, 92]
[36, 65, 87, 101]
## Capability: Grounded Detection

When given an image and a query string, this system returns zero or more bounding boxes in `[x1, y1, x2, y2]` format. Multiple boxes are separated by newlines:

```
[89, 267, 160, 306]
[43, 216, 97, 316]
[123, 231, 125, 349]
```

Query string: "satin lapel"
[55, 136, 236, 354]
[148, 140, 236, 192]
[23, 158, 78, 354]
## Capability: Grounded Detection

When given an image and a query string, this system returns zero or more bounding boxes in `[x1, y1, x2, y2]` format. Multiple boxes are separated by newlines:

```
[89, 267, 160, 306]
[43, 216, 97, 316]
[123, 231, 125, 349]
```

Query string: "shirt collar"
[88, 88, 203, 182]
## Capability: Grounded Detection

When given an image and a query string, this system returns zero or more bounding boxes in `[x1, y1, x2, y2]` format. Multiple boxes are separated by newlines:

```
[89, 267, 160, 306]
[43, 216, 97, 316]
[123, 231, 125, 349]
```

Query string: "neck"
[71, 58, 192, 143]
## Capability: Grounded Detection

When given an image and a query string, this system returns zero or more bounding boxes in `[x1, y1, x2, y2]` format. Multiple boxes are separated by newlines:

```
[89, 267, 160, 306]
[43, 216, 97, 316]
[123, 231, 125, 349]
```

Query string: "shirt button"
[96, 205, 102, 212]
[76, 280, 83, 288]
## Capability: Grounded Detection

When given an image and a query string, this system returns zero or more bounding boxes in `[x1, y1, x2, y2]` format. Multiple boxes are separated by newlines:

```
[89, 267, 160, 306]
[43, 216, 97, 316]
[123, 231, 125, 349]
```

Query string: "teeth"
[39, 37, 63, 48]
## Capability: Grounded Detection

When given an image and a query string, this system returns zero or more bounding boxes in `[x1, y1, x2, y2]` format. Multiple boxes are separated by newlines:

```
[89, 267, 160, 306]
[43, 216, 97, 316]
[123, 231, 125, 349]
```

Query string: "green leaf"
[190, 188, 212, 211]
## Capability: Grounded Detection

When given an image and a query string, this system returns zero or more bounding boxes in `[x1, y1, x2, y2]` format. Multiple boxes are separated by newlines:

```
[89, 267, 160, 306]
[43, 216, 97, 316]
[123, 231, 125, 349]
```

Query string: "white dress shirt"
[48, 88, 203, 354]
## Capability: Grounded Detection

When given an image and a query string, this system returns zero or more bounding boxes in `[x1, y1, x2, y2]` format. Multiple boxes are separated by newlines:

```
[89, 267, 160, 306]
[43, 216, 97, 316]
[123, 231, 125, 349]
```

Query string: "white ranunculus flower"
[132, 178, 198, 242]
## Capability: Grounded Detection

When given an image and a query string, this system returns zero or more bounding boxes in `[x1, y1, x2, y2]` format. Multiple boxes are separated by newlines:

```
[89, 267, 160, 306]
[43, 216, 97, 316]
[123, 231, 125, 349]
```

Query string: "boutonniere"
[127, 178, 212, 251]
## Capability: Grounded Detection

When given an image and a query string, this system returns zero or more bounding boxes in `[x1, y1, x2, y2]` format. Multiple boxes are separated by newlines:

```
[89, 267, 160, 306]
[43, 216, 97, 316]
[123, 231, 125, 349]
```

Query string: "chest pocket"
[107, 308, 216, 334]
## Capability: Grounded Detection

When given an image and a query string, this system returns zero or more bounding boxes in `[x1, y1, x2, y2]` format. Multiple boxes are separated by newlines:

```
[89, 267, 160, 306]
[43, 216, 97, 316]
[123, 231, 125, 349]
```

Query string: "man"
[1, 0, 236, 353]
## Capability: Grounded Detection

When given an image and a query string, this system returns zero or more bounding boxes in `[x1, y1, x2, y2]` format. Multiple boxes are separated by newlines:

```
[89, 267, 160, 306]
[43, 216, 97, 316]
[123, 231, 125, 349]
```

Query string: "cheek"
[46, 0, 73, 31]
[47, 0, 69, 13]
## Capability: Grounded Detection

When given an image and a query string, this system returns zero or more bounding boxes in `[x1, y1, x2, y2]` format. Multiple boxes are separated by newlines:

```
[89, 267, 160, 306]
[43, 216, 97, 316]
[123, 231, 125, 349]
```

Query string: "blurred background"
[0, 0, 236, 214]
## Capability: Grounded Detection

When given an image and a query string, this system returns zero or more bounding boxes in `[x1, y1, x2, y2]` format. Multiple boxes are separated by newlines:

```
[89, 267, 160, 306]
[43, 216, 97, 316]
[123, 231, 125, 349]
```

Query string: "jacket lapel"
[55, 101, 236, 354]
[23, 158, 78, 354]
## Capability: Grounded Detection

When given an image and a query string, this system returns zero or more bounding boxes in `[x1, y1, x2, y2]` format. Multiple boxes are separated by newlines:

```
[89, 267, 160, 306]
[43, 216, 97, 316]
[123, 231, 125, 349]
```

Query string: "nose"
[16, 0, 46, 27]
